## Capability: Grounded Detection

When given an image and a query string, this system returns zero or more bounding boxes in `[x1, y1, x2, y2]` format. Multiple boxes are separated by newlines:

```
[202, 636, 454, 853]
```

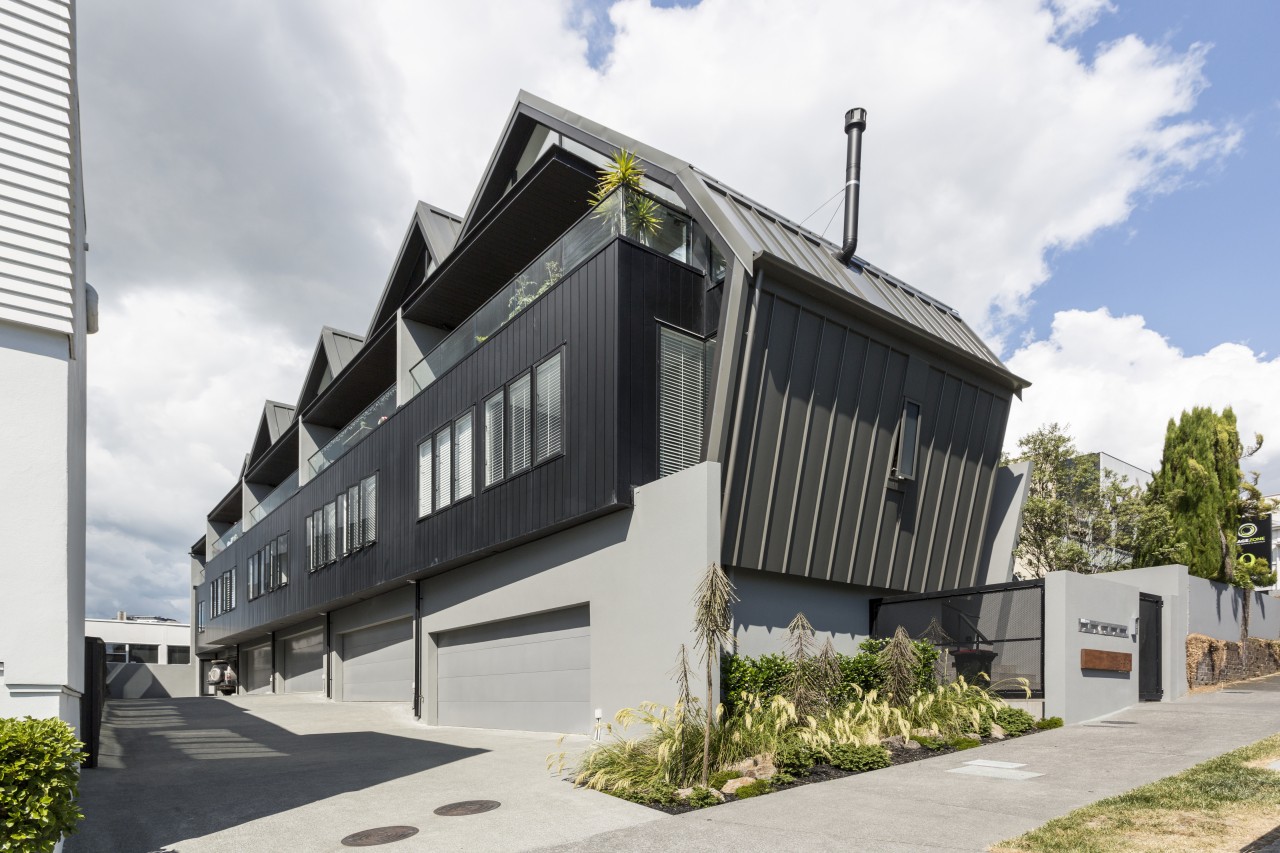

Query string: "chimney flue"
[837, 107, 867, 265]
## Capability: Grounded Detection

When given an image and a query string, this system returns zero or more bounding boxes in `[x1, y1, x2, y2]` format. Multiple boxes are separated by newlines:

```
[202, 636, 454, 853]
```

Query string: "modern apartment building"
[0, 0, 93, 728]
[191, 93, 1028, 733]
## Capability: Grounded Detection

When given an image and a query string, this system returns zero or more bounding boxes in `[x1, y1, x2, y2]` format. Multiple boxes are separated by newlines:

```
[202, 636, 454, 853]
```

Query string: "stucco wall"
[1188, 576, 1280, 641]
[105, 664, 198, 699]
[730, 569, 880, 658]
[1044, 571, 1139, 723]
[1098, 564, 1189, 701]
[418, 462, 720, 733]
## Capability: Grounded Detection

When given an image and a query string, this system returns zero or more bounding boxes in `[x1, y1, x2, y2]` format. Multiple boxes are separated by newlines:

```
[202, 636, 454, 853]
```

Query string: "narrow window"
[247, 552, 257, 600]
[312, 508, 324, 569]
[484, 390, 504, 486]
[346, 484, 360, 548]
[894, 400, 921, 480]
[228, 568, 236, 610]
[324, 502, 337, 563]
[455, 410, 474, 499]
[167, 646, 191, 665]
[361, 474, 377, 545]
[418, 438, 433, 517]
[509, 373, 532, 474]
[337, 492, 348, 556]
[197, 600, 205, 633]
[535, 352, 563, 462]
[305, 513, 314, 572]
[435, 425, 453, 509]
[129, 644, 159, 664]
[267, 540, 277, 591]
[658, 327, 707, 478]
[276, 533, 289, 587]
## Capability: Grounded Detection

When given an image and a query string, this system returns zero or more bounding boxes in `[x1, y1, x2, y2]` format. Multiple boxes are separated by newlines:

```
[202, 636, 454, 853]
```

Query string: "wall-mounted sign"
[1079, 618, 1129, 638]
[1081, 649, 1132, 672]
[1237, 516, 1272, 568]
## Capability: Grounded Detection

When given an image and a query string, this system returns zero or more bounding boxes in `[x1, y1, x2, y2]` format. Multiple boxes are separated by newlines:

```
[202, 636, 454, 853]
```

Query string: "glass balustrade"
[409, 187, 694, 396]
[247, 473, 299, 526]
[209, 520, 242, 558]
[308, 385, 397, 477]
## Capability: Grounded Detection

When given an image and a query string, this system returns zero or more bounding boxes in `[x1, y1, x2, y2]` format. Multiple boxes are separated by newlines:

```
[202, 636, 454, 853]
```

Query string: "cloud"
[77, 0, 1244, 616]
[1005, 308, 1280, 488]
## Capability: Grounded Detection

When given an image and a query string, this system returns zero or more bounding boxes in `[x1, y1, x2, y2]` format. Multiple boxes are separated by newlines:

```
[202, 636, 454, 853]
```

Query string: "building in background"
[190, 93, 1028, 732]
[0, 0, 95, 728]
[85, 615, 196, 700]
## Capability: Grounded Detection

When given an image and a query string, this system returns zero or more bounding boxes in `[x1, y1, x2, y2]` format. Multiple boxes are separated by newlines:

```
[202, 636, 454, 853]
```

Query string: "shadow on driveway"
[67, 697, 486, 852]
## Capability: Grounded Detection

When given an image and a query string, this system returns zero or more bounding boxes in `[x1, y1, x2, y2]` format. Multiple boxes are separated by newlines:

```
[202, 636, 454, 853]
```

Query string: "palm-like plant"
[693, 563, 736, 786]
[590, 149, 663, 242]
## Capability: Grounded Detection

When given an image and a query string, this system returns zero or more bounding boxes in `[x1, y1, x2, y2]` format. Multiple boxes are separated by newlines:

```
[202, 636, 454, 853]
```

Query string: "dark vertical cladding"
[722, 274, 1013, 593]
[196, 239, 702, 648]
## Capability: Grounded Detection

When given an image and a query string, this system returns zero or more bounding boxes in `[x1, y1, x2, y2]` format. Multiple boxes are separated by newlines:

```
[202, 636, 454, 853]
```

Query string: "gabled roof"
[295, 327, 364, 413]
[246, 400, 296, 468]
[460, 91, 1024, 389]
[366, 201, 462, 337]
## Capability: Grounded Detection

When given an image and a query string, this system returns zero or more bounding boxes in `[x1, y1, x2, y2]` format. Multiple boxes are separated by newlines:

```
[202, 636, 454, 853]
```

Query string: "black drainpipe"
[837, 107, 868, 265]
[412, 579, 423, 719]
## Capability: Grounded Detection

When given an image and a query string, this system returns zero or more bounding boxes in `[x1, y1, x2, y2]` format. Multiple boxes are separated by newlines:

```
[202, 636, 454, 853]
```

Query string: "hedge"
[1, 717, 84, 853]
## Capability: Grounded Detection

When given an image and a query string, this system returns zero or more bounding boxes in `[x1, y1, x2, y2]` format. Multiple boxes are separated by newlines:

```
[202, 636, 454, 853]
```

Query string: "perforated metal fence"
[871, 580, 1045, 698]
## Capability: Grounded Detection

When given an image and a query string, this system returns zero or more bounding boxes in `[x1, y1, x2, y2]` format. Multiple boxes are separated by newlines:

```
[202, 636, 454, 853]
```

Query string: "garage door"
[281, 628, 324, 694]
[436, 606, 590, 733]
[341, 618, 413, 702]
[241, 643, 272, 694]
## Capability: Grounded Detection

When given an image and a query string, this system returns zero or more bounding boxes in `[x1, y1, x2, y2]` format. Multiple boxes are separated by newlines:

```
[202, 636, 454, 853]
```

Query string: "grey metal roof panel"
[415, 202, 462, 264]
[264, 400, 295, 441]
[323, 327, 365, 375]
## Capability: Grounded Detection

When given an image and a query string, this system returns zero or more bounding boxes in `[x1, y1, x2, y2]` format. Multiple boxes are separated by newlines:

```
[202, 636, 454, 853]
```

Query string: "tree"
[692, 563, 736, 787]
[1009, 423, 1176, 576]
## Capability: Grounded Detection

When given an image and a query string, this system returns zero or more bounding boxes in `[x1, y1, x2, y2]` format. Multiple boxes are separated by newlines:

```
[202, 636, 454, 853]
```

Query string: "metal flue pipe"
[837, 107, 867, 265]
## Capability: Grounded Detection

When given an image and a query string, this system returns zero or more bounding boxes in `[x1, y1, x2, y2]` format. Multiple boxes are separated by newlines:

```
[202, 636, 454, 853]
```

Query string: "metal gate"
[1139, 593, 1163, 701]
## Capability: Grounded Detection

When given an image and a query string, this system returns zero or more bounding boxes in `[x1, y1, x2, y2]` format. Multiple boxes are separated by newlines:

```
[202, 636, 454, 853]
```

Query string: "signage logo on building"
[1237, 516, 1272, 567]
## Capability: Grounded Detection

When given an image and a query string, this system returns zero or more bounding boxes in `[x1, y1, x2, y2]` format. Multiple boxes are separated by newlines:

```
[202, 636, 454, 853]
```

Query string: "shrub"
[995, 707, 1036, 735]
[914, 736, 947, 751]
[770, 770, 796, 785]
[774, 739, 817, 775]
[1035, 716, 1064, 730]
[687, 786, 719, 808]
[733, 779, 772, 798]
[948, 736, 981, 750]
[722, 653, 794, 708]
[903, 679, 1005, 740]
[828, 744, 892, 773]
[0, 717, 84, 853]
[708, 770, 737, 789]
[608, 783, 677, 805]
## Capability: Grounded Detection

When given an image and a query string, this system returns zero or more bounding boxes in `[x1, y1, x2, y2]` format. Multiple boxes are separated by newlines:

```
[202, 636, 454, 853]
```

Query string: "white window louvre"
[484, 390, 504, 486]
[361, 475, 377, 544]
[436, 425, 453, 509]
[324, 502, 337, 564]
[456, 411, 474, 499]
[509, 374, 532, 473]
[418, 438, 434, 517]
[337, 493, 348, 556]
[346, 484, 360, 549]
[535, 352, 563, 462]
[277, 533, 288, 586]
[658, 327, 706, 478]
[305, 513, 315, 571]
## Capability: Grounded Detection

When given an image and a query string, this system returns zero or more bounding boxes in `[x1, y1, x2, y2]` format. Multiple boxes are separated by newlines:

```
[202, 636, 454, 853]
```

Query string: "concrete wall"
[418, 462, 720, 733]
[979, 461, 1032, 585]
[105, 664, 197, 699]
[1188, 576, 1280, 641]
[1043, 571, 1140, 723]
[1097, 564, 1189, 702]
[730, 569, 881, 657]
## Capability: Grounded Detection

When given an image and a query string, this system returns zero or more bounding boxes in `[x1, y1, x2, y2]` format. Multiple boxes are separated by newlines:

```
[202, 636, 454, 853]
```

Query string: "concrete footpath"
[538, 676, 1280, 853]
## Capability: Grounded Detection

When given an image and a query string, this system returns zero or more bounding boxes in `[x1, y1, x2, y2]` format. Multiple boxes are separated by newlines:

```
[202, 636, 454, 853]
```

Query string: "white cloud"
[1005, 308, 1280, 489]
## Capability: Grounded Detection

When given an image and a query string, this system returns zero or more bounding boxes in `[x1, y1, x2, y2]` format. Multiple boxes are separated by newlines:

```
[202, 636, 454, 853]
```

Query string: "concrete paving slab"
[946, 766, 1043, 780]
[963, 759, 1026, 769]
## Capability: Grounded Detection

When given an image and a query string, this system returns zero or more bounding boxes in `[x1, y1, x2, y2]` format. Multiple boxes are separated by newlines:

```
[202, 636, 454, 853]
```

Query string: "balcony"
[247, 473, 300, 526]
[409, 187, 693, 395]
[308, 384, 397, 477]
[209, 521, 242, 558]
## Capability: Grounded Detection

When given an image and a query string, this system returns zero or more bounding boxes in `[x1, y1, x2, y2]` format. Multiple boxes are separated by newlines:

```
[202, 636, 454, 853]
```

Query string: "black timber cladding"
[197, 239, 703, 648]
[721, 271, 1011, 595]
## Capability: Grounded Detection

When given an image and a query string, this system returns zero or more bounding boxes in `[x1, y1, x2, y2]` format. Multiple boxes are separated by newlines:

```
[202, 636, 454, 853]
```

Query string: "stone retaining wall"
[1187, 634, 1280, 688]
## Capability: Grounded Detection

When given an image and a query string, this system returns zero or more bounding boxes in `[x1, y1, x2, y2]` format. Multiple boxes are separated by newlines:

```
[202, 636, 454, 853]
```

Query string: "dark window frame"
[891, 398, 923, 481]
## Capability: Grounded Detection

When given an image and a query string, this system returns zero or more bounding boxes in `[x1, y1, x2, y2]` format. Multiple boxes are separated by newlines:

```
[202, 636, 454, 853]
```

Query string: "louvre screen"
[658, 327, 706, 478]
[418, 438, 433, 517]
[456, 411, 474, 499]
[509, 374, 532, 474]
[535, 352, 563, 462]
[484, 391, 504, 486]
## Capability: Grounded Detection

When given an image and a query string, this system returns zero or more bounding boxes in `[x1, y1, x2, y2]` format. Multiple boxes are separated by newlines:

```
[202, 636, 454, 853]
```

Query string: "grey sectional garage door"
[436, 606, 590, 733]
[341, 618, 413, 702]
[282, 628, 324, 694]
[241, 643, 272, 694]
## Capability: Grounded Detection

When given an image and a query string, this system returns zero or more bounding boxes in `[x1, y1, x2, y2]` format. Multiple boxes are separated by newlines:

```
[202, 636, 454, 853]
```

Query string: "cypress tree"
[1142, 406, 1242, 579]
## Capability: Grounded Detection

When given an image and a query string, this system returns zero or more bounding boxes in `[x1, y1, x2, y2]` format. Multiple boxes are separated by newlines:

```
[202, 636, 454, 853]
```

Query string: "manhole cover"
[1223, 690, 1253, 694]
[434, 799, 501, 817]
[341, 826, 419, 847]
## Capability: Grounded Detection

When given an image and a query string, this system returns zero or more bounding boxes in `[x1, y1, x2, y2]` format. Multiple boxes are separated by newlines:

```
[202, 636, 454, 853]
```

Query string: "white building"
[85, 616, 197, 699]
[0, 0, 94, 728]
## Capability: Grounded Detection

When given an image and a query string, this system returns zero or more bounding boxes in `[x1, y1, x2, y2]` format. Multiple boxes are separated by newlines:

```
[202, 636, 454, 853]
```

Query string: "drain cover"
[341, 826, 419, 847]
[434, 799, 501, 817]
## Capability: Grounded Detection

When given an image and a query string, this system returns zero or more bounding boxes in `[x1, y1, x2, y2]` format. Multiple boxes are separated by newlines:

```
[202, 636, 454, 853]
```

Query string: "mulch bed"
[639, 729, 1046, 815]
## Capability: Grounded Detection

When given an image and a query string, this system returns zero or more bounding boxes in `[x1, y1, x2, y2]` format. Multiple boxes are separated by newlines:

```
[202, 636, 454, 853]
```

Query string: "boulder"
[726, 756, 760, 775]
[749, 762, 777, 780]
[912, 727, 939, 739]
[676, 787, 694, 800]
[989, 724, 1006, 740]
[721, 777, 756, 795]
[902, 739, 922, 750]
[881, 735, 907, 748]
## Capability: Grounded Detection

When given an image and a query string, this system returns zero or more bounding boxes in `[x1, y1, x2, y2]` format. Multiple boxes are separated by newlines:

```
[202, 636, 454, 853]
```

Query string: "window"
[306, 513, 315, 571]
[346, 483, 361, 547]
[167, 645, 191, 665]
[509, 373, 532, 473]
[274, 533, 288, 587]
[105, 643, 127, 664]
[128, 644, 159, 664]
[658, 327, 707, 477]
[197, 600, 205, 633]
[323, 501, 337, 564]
[337, 492, 348, 556]
[309, 508, 323, 571]
[247, 551, 260, 600]
[228, 568, 236, 611]
[435, 424, 453, 509]
[418, 438, 433, 517]
[534, 352, 563, 462]
[212, 568, 236, 616]
[360, 474, 377, 544]
[455, 410, 474, 499]
[893, 400, 922, 480]
[484, 390, 504, 486]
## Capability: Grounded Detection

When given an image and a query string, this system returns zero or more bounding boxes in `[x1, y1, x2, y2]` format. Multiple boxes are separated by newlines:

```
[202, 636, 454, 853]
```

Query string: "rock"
[902, 739, 922, 750]
[963, 732, 981, 740]
[721, 777, 756, 794]
[989, 724, 1006, 740]
[749, 762, 777, 780]
[912, 727, 939, 739]
[726, 756, 760, 775]
[881, 735, 907, 748]
[676, 787, 694, 800]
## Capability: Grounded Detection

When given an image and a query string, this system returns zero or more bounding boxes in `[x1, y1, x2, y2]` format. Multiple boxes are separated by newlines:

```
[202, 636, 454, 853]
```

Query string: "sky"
[76, 0, 1280, 618]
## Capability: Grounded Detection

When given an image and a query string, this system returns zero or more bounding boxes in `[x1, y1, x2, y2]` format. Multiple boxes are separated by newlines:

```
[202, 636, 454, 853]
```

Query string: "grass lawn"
[993, 733, 1280, 853]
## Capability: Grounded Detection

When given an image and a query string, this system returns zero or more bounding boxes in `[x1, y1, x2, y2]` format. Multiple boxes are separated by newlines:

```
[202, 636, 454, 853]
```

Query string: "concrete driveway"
[67, 694, 659, 853]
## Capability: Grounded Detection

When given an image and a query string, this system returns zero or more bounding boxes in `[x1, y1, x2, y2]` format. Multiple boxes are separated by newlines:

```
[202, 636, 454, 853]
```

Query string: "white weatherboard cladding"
[341, 619, 413, 702]
[0, 0, 77, 336]
[281, 628, 324, 693]
[436, 606, 590, 733]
